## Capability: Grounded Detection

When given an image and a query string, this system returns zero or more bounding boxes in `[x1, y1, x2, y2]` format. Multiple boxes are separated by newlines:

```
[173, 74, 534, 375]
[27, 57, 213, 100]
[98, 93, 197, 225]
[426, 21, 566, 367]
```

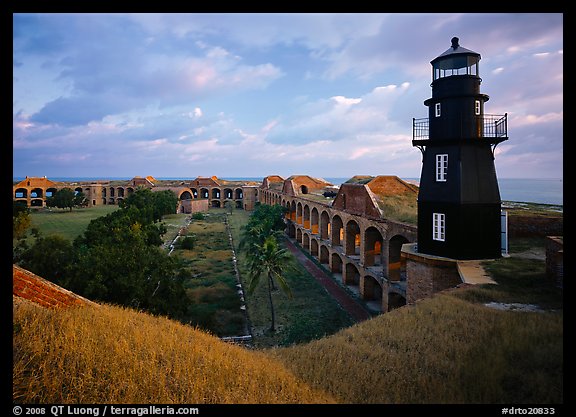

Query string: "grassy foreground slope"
[13, 299, 335, 404]
[271, 293, 562, 404]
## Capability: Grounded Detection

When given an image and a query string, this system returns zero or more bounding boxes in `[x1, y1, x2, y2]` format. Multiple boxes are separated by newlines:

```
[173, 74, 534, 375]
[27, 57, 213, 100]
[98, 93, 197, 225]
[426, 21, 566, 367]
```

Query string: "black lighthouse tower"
[412, 37, 508, 259]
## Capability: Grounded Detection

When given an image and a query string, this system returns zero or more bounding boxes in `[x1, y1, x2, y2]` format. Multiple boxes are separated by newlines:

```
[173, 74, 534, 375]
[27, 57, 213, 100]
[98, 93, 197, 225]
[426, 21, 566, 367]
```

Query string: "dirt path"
[283, 238, 372, 323]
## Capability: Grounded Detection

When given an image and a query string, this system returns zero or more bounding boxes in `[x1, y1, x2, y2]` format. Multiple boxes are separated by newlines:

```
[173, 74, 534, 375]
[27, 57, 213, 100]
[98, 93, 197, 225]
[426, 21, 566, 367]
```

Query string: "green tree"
[18, 235, 74, 286]
[245, 235, 293, 332]
[240, 204, 289, 294]
[120, 188, 178, 222]
[75, 205, 165, 248]
[74, 191, 87, 207]
[46, 188, 76, 211]
[239, 204, 287, 253]
[180, 235, 195, 250]
[224, 200, 234, 215]
[67, 223, 187, 319]
[13, 204, 31, 240]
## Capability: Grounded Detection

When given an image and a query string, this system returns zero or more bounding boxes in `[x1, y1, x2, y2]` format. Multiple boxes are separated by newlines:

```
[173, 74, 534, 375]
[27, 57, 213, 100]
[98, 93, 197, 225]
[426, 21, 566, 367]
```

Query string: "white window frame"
[474, 100, 481, 115]
[435, 102, 441, 117]
[436, 154, 448, 182]
[433, 213, 445, 241]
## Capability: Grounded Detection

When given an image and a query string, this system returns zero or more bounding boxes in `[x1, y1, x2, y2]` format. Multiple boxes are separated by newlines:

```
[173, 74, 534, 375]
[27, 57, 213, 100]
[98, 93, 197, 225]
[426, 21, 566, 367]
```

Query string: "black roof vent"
[451, 37, 459, 50]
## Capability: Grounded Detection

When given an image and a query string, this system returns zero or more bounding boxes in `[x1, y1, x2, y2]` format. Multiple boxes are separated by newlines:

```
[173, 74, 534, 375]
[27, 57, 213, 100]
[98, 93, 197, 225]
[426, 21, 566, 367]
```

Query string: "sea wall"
[508, 215, 563, 238]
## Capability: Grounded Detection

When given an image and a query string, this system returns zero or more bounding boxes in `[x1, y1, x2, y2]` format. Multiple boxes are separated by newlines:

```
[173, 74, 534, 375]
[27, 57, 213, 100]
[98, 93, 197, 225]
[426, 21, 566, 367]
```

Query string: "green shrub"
[180, 236, 195, 250]
[192, 212, 205, 220]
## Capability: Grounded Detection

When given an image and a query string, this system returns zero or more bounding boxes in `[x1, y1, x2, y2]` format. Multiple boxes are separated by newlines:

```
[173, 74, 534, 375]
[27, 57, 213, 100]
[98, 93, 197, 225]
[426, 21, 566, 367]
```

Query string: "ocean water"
[323, 177, 563, 206]
[14, 176, 563, 206]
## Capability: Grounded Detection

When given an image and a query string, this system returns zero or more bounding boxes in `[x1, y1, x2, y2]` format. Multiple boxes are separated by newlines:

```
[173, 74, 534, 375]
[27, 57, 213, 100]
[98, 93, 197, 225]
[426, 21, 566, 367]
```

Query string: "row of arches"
[14, 187, 58, 207]
[13, 185, 138, 208]
[284, 201, 410, 278]
[290, 226, 407, 313]
[258, 189, 416, 313]
[188, 187, 244, 200]
[14, 184, 249, 209]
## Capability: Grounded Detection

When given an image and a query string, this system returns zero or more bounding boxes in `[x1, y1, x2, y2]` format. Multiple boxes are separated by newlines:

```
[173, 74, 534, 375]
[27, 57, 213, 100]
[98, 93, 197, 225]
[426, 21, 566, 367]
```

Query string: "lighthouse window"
[436, 154, 448, 182]
[433, 213, 445, 241]
[475, 100, 481, 115]
[435, 103, 441, 117]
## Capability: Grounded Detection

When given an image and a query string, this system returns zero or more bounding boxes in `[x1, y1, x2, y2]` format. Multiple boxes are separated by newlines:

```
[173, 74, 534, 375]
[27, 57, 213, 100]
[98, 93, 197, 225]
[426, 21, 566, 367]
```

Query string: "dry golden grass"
[271, 294, 563, 404]
[186, 222, 226, 234]
[13, 300, 335, 404]
[378, 192, 418, 224]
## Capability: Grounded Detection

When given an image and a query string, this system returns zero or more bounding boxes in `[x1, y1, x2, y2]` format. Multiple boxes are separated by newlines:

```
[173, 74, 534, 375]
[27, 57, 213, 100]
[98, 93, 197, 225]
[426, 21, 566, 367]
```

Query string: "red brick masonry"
[13, 264, 97, 308]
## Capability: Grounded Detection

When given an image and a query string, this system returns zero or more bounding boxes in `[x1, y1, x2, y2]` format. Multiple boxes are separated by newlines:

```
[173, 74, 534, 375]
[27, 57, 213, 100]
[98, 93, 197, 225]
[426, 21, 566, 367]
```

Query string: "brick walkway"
[283, 238, 372, 323]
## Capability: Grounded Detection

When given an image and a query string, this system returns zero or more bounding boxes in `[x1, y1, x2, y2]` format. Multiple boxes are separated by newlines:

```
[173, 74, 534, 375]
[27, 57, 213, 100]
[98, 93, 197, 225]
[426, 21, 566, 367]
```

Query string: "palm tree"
[245, 234, 293, 332]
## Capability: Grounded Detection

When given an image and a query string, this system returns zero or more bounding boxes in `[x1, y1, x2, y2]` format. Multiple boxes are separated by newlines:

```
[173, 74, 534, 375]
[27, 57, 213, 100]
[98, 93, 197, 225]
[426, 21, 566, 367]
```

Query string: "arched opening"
[224, 188, 233, 199]
[235, 188, 243, 199]
[191, 188, 198, 198]
[212, 188, 221, 199]
[296, 228, 303, 244]
[320, 245, 329, 265]
[362, 275, 383, 313]
[117, 187, 125, 198]
[303, 233, 310, 251]
[290, 201, 296, 221]
[300, 185, 308, 194]
[331, 253, 343, 282]
[180, 190, 193, 200]
[287, 222, 296, 238]
[31, 188, 43, 198]
[46, 187, 57, 198]
[211, 200, 221, 208]
[364, 226, 384, 268]
[388, 292, 407, 311]
[310, 238, 319, 257]
[345, 220, 361, 256]
[303, 205, 310, 229]
[311, 207, 319, 234]
[296, 202, 303, 225]
[201, 188, 209, 199]
[14, 188, 28, 199]
[345, 263, 360, 294]
[320, 210, 331, 240]
[331, 215, 343, 247]
[109, 187, 115, 197]
[389, 235, 409, 281]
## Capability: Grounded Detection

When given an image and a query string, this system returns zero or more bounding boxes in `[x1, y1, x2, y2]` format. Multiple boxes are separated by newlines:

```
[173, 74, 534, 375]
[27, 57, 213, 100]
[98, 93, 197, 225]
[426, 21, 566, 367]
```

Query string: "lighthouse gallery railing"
[413, 113, 507, 141]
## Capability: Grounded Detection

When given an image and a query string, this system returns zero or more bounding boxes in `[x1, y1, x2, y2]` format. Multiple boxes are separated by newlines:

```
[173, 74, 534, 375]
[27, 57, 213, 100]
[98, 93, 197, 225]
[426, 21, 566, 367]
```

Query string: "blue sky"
[13, 13, 563, 179]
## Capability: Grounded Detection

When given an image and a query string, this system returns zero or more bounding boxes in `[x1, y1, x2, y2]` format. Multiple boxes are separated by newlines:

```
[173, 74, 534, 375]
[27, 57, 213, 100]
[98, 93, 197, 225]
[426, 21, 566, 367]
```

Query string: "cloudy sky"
[13, 13, 563, 180]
